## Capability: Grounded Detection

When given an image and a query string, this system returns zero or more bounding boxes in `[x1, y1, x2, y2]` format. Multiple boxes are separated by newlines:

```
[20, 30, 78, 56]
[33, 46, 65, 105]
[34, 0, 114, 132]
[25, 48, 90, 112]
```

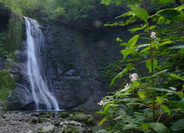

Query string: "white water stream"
[24, 17, 60, 111]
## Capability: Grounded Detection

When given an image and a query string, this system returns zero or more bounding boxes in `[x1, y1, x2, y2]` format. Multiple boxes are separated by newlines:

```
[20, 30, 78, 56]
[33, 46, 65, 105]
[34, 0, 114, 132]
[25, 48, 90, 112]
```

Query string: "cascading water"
[24, 17, 60, 111]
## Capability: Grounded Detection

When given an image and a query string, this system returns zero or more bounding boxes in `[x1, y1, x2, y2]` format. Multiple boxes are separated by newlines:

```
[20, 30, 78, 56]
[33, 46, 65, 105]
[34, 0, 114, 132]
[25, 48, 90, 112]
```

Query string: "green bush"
[97, 1, 184, 132]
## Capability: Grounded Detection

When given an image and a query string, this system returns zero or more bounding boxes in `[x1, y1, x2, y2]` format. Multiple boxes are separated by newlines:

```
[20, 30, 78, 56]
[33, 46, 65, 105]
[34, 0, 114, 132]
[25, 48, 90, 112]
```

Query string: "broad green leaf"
[171, 119, 184, 131]
[176, 4, 184, 11]
[114, 115, 126, 120]
[166, 101, 184, 109]
[178, 49, 184, 54]
[129, 23, 148, 33]
[123, 124, 138, 130]
[135, 115, 147, 122]
[142, 123, 150, 130]
[160, 40, 173, 46]
[101, 0, 112, 5]
[121, 49, 137, 60]
[132, 81, 140, 87]
[126, 57, 141, 62]
[147, 25, 157, 30]
[146, 59, 158, 73]
[120, 43, 128, 46]
[139, 46, 150, 53]
[104, 103, 110, 111]
[116, 1, 122, 5]
[120, 86, 132, 92]
[110, 64, 134, 87]
[116, 11, 133, 19]
[161, 105, 171, 115]
[169, 45, 184, 49]
[104, 104, 116, 111]
[156, 97, 164, 104]
[129, 5, 148, 21]
[169, 73, 184, 81]
[150, 123, 167, 133]
[138, 91, 145, 100]
[127, 35, 139, 48]
[136, 44, 151, 50]
[175, 92, 183, 98]
[125, 87, 137, 93]
[159, 0, 172, 4]
[98, 116, 109, 126]
[156, 9, 181, 17]
[151, 69, 169, 77]
[150, 88, 175, 93]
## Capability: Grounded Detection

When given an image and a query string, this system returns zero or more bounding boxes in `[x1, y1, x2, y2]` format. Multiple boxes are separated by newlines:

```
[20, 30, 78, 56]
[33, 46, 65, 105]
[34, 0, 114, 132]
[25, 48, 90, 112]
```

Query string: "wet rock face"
[5, 50, 35, 110]
[41, 22, 126, 110]
[5, 18, 131, 111]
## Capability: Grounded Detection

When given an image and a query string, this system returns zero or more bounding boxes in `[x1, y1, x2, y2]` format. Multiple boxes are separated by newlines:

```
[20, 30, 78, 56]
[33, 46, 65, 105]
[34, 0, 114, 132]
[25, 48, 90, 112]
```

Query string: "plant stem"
[150, 44, 156, 122]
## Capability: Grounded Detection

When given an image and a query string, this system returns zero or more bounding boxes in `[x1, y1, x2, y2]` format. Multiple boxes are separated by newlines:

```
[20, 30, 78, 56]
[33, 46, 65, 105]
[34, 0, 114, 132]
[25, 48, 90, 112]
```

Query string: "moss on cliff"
[4, 11, 23, 54]
[0, 70, 15, 107]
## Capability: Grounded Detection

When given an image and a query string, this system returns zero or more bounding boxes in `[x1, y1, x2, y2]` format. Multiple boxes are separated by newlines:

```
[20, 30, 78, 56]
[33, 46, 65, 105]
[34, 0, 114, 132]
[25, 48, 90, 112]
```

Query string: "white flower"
[130, 73, 138, 81]
[124, 83, 131, 89]
[150, 31, 156, 39]
[98, 100, 104, 106]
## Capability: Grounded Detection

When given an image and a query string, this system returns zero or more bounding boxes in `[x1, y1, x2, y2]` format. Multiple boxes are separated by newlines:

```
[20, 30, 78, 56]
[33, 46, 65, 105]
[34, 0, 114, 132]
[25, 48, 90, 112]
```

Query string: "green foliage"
[0, 0, 101, 20]
[4, 12, 23, 53]
[171, 119, 184, 131]
[54, 0, 99, 19]
[0, 32, 6, 57]
[0, 71, 15, 103]
[129, 5, 148, 21]
[100, 60, 123, 83]
[98, 0, 184, 132]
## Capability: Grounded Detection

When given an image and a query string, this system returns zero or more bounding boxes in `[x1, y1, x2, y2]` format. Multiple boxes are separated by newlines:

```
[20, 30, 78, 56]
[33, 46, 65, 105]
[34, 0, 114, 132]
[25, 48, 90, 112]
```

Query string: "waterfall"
[24, 17, 60, 111]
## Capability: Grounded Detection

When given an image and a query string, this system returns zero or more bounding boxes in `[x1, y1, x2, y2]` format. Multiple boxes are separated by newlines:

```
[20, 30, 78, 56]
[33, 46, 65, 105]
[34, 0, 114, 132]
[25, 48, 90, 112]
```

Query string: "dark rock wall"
[41, 21, 130, 110]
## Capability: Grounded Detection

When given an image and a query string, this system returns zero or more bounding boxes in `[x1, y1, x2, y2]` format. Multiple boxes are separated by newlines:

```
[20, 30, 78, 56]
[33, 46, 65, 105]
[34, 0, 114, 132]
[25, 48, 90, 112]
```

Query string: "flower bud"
[124, 83, 131, 89]
[130, 73, 138, 81]
[98, 100, 104, 106]
[150, 32, 156, 39]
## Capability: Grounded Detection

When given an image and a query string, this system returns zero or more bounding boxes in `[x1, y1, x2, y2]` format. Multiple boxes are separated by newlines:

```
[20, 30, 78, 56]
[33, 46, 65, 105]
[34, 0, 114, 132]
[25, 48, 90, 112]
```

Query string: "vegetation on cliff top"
[0, 0, 123, 22]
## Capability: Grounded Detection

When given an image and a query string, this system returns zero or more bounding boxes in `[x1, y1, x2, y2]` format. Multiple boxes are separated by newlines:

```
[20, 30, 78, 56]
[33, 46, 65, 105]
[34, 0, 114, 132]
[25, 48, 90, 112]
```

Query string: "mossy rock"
[38, 112, 53, 119]
[40, 124, 55, 133]
[31, 118, 38, 124]
[73, 110, 87, 114]
[86, 116, 96, 126]
[60, 112, 70, 119]
[38, 117, 48, 123]
[39, 112, 47, 116]
[70, 113, 89, 122]
[31, 117, 48, 124]
[60, 125, 79, 133]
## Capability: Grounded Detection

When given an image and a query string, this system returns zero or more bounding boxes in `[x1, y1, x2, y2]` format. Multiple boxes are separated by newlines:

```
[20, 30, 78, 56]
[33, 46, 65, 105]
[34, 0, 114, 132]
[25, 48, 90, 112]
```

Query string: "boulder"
[40, 124, 55, 133]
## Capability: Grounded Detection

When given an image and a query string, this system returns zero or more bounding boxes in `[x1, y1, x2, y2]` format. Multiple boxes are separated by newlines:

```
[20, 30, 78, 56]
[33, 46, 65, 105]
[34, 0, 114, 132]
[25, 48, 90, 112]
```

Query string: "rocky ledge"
[0, 110, 100, 133]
